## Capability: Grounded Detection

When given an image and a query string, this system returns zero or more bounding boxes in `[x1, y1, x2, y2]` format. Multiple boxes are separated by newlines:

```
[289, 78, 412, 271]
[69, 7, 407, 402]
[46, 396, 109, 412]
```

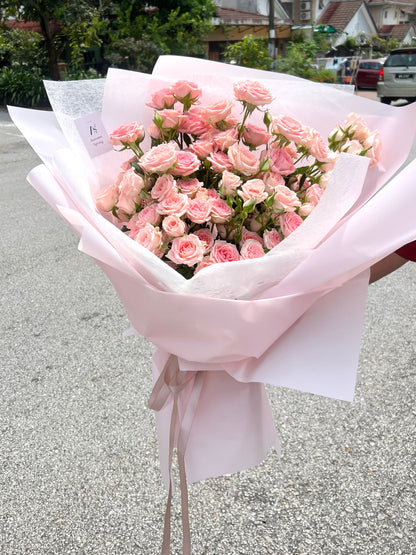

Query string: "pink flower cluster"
[328, 112, 382, 167]
[96, 79, 381, 278]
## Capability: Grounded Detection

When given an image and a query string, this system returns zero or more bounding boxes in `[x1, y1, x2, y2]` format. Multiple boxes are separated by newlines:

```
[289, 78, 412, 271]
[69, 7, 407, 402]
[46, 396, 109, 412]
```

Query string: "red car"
[354, 59, 385, 90]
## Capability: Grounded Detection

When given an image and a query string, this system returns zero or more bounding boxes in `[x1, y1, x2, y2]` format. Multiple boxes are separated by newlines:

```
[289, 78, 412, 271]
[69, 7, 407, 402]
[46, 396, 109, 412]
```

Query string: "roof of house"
[378, 22, 414, 37]
[318, 0, 367, 31]
[4, 19, 61, 35]
[366, 0, 413, 5]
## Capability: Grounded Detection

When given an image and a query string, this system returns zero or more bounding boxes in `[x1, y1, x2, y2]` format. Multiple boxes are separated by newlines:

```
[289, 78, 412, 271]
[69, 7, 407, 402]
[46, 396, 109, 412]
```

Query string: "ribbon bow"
[148, 352, 205, 555]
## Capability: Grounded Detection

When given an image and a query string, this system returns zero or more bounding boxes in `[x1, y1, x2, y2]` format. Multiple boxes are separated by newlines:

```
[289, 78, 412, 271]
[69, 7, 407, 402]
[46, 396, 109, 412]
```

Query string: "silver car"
[377, 47, 416, 104]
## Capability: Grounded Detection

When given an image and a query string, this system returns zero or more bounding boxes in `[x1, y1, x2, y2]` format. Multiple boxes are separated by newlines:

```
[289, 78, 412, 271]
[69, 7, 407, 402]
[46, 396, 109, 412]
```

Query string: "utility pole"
[268, 0, 276, 60]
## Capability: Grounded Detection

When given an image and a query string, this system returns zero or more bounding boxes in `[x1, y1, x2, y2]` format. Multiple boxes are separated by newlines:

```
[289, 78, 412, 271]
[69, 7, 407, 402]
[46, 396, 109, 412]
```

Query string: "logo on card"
[74, 112, 113, 158]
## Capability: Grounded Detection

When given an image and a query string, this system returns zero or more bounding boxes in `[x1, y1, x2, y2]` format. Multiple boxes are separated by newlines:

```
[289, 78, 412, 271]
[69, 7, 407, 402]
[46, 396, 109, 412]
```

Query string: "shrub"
[0, 28, 48, 73]
[223, 35, 273, 70]
[0, 68, 48, 107]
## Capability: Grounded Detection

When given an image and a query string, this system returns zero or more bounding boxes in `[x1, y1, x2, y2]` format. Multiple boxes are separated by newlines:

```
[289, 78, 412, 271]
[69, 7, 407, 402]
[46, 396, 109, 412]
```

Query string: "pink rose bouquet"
[9, 55, 416, 555]
[97, 79, 383, 279]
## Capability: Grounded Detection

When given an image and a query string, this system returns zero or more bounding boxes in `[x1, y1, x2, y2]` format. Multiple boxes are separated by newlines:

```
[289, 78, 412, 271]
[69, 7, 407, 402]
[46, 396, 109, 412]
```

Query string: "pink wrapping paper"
[8, 57, 416, 487]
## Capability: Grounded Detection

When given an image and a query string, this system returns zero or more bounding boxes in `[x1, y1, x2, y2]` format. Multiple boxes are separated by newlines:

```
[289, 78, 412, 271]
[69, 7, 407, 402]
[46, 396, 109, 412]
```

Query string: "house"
[207, 0, 292, 60]
[317, 0, 378, 45]
[316, 0, 416, 45]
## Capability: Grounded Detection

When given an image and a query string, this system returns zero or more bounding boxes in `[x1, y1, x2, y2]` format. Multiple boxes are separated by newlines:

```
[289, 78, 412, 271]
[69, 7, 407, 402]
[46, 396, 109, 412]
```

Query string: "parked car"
[354, 59, 385, 89]
[377, 47, 416, 104]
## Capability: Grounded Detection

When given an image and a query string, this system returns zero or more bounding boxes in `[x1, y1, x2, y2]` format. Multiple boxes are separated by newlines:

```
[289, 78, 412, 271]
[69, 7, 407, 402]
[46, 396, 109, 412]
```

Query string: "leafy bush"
[309, 69, 337, 83]
[0, 68, 48, 107]
[0, 28, 48, 73]
[223, 34, 273, 70]
[276, 40, 319, 79]
[65, 67, 101, 80]
[105, 37, 165, 74]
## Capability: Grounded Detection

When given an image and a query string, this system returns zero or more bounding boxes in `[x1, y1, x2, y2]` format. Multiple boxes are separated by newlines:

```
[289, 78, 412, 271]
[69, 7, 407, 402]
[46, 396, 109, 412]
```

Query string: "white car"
[377, 47, 416, 104]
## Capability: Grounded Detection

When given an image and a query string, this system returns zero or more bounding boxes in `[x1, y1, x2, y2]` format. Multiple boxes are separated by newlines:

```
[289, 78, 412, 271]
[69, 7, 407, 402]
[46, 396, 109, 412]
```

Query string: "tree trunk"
[39, 13, 61, 80]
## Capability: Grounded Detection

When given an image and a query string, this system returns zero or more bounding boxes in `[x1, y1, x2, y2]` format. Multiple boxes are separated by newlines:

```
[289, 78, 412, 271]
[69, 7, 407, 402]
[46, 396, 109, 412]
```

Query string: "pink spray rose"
[279, 212, 304, 237]
[120, 156, 138, 172]
[228, 143, 260, 176]
[171, 150, 201, 177]
[242, 123, 271, 147]
[319, 171, 332, 189]
[172, 80, 201, 102]
[219, 171, 242, 196]
[193, 228, 216, 253]
[158, 109, 184, 130]
[109, 122, 145, 146]
[166, 234, 205, 266]
[273, 115, 308, 144]
[241, 228, 263, 246]
[343, 139, 364, 156]
[363, 131, 382, 166]
[268, 147, 295, 176]
[240, 239, 265, 260]
[210, 197, 233, 223]
[305, 184, 324, 207]
[305, 129, 329, 162]
[233, 80, 273, 106]
[207, 151, 234, 173]
[273, 185, 301, 212]
[134, 223, 163, 256]
[96, 184, 118, 212]
[156, 192, 189, 217]
[238, 179, 268, 205]
[146, 87, 176, 110]
[263, 229, 282, 250]
[117, 169, 145, 214]
[209, 241, 240, 264]
[203, 100, 234, 124]
[139, 143, 178, 174]
[298, 203, 314, 217]
[147, 123, 161, 140]
[162, 215, 187, 237]
[263, 172, 285, 192]
[344, 112, 370, 141]
[179, 114, 212, 137]
[178, 178, 202, 197]
[213, 128, 239, 151]
[151, 174, 177, 202]
[195, 256, 215, 274]
[186, 198, 212, 224]
[189, 139, 216, 159]
[127, 203, 161, 232]
[320, 151, 338, 172]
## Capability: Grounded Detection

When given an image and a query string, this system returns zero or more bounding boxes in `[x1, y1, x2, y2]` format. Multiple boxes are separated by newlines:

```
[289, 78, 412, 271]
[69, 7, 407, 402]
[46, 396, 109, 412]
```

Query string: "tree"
[223, 35, 272, 70]
[0, 0, 216, 78]
[276, 40, 319, 79]
[101, 0, 216, 73]
[0, 0, 68, 79]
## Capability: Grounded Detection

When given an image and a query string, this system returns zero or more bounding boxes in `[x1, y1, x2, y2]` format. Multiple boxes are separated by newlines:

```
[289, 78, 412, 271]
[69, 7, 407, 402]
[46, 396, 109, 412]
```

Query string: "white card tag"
[74, 112, 113, 158]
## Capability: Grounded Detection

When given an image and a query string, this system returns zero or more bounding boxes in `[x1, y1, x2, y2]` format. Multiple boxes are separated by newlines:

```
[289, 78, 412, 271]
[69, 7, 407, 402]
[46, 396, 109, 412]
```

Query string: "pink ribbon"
[148, 354, 205, 555]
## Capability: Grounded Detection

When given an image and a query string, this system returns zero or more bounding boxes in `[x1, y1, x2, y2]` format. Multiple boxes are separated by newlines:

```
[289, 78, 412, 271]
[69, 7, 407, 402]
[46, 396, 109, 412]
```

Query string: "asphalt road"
[1, 102, 415, 555]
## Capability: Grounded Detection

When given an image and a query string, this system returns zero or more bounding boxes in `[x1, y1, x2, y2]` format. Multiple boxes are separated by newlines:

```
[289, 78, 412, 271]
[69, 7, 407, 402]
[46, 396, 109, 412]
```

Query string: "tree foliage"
[276, 40, 319, 78]
[0, 0, 216, 79]
[223, 34, 272, 70]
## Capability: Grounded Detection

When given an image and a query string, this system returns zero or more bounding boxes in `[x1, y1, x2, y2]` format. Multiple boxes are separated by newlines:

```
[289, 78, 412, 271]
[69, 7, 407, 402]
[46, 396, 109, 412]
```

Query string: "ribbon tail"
[177, 371, 205, 555]
[160, 389, 179, 555]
